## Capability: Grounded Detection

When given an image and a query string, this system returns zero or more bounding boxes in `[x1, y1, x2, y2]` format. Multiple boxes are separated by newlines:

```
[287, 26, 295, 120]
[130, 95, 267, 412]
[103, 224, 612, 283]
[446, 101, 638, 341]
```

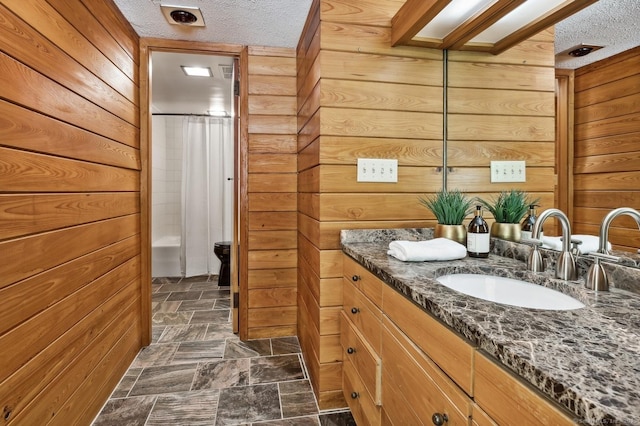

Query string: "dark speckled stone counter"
[341, 228, 640, 426]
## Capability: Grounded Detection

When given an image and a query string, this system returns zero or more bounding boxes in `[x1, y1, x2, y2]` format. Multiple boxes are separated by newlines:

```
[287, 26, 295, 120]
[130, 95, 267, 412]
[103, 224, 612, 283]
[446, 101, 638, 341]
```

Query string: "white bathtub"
[152, 235, 182, 278]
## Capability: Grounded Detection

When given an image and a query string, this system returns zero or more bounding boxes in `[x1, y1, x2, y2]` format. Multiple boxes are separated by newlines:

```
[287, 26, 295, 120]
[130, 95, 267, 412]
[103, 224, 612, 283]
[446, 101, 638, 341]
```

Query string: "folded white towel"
[387, 238, 467, 262]
[542, 234, 611, 254]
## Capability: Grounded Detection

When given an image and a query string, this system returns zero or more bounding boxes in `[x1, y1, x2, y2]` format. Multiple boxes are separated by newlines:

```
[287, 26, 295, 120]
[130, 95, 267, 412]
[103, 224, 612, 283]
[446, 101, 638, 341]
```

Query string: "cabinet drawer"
[343, 277, 382, 354]
[343, 255, 383, 308]
[341, 312, 382, 405]
[474, 352, 574, 426]
[382, 319, 471, 425]
[343, 352, 381, 426]
[382, 285, 474, 396]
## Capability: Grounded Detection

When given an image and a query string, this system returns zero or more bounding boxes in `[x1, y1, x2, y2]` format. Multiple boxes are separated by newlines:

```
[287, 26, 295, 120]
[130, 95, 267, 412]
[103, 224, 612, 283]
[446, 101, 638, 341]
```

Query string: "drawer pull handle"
[351, 392, 359, 399]
[351, 275, 360, 282]
[347, 347, 355, 354]
[351, 307, 360, 314]
[432, 413, 448, 425]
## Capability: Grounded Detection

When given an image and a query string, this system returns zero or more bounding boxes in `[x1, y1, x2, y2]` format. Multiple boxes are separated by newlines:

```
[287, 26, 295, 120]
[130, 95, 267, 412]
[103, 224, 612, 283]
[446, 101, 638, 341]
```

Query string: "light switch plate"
[357, 158, 398, 183]
[490, 160, 526, 183]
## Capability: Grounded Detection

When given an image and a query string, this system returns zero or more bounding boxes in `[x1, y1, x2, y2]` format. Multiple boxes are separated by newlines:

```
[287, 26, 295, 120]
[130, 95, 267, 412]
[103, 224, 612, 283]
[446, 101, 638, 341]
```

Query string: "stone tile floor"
[92, 275, 356, 426]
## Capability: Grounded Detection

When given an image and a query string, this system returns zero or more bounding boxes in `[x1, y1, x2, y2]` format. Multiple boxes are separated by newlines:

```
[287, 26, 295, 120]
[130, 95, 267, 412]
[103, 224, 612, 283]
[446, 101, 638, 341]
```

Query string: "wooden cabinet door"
[382, 285, 474, 395]
[382, 319, 472, 425]
[474, 352, 574, 426]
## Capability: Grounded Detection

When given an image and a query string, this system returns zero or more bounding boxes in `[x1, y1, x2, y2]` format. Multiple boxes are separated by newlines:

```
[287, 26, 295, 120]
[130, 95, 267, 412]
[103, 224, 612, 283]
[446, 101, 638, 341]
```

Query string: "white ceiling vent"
[219, 65, 233, 79]
[160, 5, 205, 27]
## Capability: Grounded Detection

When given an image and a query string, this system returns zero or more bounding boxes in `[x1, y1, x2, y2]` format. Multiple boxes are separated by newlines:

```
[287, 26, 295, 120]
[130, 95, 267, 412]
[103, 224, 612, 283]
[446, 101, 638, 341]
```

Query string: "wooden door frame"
[555, 69, 574, 222]
[139, 38, 249, 344]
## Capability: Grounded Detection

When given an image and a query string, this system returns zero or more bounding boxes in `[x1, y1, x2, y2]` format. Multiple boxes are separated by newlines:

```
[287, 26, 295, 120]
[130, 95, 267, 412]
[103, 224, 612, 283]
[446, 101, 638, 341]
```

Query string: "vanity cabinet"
[382, 284, 474, 396]
[382, 318, 471, 425]
[474, 352, 574, 426]
[342, 254, 576, 426]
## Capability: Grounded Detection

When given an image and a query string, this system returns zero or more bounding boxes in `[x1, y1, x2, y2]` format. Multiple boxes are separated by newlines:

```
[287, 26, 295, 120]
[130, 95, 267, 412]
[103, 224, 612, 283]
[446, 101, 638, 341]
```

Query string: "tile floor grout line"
[142, 395, 158, 426]
[125, 368, 144, 399]
[276, 381, 285, 422]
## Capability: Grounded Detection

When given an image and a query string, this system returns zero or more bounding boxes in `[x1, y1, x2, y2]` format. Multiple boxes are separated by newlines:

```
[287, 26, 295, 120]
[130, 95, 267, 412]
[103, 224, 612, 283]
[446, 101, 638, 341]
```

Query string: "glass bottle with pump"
[521, 204, 542, 241]
[467, 205, 490, 258]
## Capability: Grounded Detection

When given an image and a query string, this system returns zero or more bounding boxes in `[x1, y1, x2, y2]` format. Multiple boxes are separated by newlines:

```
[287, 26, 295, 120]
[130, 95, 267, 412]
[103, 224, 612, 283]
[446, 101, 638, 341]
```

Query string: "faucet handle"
[521, 237, 543, 247]
[570, 238, 582, 256]
[588, 251, 620, 263]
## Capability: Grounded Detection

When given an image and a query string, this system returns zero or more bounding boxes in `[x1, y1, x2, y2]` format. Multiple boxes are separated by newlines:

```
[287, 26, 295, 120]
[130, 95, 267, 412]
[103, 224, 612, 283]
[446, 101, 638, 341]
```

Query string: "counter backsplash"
[340, 228, 640, 296]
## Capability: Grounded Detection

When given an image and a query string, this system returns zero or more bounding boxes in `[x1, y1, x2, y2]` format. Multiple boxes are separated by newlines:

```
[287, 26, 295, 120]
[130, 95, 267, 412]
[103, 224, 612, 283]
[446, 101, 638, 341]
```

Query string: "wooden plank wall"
[573, 47, 640, 251]
[297, 0, 443, 410]
[0, 1, 142, 424]
[296, 0, 557, 410]
[447, 31, 557, 220]
[246, 47, 299, 339]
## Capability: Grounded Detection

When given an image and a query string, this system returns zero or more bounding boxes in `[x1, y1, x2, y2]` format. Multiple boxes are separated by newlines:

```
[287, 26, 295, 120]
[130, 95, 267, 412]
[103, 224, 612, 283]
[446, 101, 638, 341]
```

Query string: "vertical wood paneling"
[296, 0, 557, 410]
[0, 1, 141, 424]
[573, 47, 640, 251]
[247, 46, 298, 339]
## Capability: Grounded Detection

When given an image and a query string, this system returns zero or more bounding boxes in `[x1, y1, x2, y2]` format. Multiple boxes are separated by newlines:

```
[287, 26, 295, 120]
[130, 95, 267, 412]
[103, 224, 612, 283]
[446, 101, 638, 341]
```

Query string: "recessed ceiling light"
[181, 66, 212, 77]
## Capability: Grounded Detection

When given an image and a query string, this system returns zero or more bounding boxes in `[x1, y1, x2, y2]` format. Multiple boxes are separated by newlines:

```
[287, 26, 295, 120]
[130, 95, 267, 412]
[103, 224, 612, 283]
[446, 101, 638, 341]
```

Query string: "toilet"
[213, 241, 231, 286]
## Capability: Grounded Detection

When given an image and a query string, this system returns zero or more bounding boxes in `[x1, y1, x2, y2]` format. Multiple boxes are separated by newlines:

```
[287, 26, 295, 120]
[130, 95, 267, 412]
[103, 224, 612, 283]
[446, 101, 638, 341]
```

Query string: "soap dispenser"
[521, 204, 542, 241]
[467, 205, 490, 258]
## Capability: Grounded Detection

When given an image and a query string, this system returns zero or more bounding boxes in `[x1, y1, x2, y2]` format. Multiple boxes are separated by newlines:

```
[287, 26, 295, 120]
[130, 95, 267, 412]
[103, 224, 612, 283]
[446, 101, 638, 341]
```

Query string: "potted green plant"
[478, 190, 539, 242]
[419, 189, 473, 244]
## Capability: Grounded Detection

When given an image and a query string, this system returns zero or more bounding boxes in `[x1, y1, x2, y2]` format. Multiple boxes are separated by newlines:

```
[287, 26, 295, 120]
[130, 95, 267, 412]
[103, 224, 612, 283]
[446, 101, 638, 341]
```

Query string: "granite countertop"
[341, 228, 640, 426]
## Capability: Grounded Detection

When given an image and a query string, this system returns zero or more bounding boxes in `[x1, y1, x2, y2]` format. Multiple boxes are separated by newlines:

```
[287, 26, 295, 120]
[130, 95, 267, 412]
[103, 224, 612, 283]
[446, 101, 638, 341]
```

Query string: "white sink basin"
[435, 274, 585, 310]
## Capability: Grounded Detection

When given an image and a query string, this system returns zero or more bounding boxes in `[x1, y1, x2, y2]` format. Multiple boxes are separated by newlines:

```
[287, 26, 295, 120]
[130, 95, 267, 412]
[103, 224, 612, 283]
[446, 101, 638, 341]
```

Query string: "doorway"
[141, 41, 245, 341]
[150, 52, 234, 279]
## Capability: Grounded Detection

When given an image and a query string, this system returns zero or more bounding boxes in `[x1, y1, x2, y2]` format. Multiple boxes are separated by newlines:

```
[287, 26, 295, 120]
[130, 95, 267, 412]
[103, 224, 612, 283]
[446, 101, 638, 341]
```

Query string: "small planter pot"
[490, 222, 521, 242]
[435, 224, 467, 245]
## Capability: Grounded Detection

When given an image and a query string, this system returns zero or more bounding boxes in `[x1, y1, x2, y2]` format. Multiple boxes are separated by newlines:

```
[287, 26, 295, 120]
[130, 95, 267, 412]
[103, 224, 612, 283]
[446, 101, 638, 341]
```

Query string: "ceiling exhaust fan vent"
[558, 44, 604, 57]
[160, 5, 205, 27]
[219, 65, 233, 79]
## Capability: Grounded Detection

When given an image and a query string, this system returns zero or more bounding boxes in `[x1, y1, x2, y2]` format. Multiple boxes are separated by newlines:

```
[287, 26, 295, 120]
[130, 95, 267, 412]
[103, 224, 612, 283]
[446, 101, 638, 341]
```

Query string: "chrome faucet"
[586, 207, 640, 291]
[526, 208, 577, 281]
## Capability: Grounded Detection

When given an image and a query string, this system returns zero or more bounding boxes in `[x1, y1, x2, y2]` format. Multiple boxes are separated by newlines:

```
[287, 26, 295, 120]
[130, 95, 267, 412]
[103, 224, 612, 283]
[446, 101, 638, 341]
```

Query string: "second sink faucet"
[529, 208, 578, 281]
[586, 207, 640, 291]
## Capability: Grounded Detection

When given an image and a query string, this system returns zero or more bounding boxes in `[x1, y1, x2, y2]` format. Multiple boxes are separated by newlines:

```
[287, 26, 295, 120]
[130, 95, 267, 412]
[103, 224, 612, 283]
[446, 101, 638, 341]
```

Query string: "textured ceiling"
[112, 0, 640, 68]
[112, 0, 313, 48]
[555, 0, 640, 69]
[113, 0, 639, 114]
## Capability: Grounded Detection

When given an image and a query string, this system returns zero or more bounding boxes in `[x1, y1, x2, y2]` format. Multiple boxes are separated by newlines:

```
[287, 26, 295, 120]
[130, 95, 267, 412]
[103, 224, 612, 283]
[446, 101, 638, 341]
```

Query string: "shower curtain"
[180, 116, 233, 277]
